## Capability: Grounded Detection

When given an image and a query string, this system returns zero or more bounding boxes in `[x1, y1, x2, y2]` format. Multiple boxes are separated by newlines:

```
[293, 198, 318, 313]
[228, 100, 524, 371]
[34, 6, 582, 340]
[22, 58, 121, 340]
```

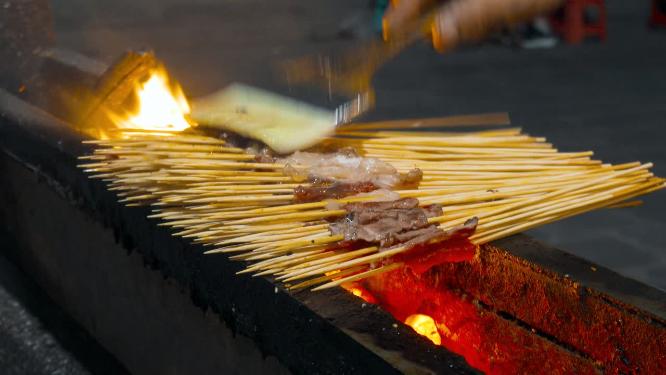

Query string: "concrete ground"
[52, 0, 665, 291]
[0, 239, 128, 374]
[0, 256, 90, 375]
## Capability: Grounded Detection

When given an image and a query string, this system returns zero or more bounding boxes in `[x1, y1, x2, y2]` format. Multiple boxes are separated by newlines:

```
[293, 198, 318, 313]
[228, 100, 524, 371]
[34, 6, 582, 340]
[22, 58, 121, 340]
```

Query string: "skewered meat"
[324, 189, 401, 210]
[293, 181, 378, 203]
[398, 168, 423, 189]
[386, 217, 479, 274]
[329, 198, 445, 248]
[280, 150, 422, 189]
[386, 217, 478, 250]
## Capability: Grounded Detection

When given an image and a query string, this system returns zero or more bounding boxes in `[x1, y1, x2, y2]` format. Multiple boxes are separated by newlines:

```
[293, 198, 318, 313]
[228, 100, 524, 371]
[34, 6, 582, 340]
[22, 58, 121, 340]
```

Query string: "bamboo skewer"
[336, 112, 510, 131]
[310, 263, 404, 291]
[78, 121, 665, 291]
[472, 181, 665, 244]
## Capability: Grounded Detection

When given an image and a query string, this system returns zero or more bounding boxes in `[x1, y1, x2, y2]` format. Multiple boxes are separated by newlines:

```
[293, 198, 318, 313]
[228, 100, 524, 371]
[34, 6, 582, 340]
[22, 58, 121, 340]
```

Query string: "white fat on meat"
[280, 151, 405, 189]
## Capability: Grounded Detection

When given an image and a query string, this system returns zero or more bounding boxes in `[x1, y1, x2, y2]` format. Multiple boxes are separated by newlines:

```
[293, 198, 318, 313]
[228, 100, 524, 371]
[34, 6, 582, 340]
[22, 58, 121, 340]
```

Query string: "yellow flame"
[115, 67, 191, 133]
[350, 288, 363, 297]
[405, 314, 442, 345]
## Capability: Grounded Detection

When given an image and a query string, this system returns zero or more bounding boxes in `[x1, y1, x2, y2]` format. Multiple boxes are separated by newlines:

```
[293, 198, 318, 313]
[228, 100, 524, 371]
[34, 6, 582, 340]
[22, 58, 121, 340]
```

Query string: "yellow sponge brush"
[190, 83, 336, 154]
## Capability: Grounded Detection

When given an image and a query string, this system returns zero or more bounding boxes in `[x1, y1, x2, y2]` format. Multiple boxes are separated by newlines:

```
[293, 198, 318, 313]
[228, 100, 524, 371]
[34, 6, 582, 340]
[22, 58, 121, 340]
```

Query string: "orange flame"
[113, 67, 192, 134]
[404, 314, 442, 345]
[350, 288, 364, 298]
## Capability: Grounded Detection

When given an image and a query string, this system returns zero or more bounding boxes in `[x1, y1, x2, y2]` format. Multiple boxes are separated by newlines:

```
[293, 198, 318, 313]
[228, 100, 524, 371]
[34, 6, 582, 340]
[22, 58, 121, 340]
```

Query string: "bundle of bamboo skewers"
[78, 120, 664, 291]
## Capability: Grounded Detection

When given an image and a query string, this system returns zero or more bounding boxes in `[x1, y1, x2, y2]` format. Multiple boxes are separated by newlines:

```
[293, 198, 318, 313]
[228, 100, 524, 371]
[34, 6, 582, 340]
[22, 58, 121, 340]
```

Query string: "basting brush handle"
[279, 5, 440, 98]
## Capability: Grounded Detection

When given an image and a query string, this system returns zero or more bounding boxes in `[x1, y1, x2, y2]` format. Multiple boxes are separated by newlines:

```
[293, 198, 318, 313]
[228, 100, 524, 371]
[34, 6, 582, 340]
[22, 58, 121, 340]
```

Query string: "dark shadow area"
[0, 231, 129, 375]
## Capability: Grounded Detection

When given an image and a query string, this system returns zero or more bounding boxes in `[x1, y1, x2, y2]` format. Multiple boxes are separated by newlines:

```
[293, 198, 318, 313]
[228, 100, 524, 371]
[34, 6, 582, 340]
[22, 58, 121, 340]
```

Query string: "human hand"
[383, 0, 563, 52]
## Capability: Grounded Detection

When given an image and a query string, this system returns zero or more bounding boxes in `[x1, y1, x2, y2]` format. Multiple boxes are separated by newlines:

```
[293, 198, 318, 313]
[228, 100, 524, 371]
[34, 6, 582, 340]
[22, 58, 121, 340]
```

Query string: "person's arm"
[383, 0, 563, 52]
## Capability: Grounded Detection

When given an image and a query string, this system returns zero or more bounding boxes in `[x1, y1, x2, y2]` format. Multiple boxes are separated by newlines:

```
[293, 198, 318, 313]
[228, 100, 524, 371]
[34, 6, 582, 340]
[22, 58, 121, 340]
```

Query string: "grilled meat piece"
[293, 181, 378, 203]
[329, 198, 444, 248]
[281, 150, 422, 189]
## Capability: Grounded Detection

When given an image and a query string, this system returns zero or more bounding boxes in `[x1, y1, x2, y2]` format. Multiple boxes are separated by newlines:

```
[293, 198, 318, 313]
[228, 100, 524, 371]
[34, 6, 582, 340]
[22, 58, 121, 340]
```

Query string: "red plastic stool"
[550, 0, 608, 44]
[650, 0, 666, 28]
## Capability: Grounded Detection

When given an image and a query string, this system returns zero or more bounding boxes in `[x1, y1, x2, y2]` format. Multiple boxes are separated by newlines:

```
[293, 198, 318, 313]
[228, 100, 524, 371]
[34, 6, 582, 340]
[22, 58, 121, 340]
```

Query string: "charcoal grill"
[1, 2, 665, 373]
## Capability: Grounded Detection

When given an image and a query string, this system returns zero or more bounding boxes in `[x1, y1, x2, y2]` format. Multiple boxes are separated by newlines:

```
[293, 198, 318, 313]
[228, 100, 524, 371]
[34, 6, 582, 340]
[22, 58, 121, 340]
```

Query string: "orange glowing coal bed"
[341, 239, 599, 374]
[404, 314, 442, 345]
